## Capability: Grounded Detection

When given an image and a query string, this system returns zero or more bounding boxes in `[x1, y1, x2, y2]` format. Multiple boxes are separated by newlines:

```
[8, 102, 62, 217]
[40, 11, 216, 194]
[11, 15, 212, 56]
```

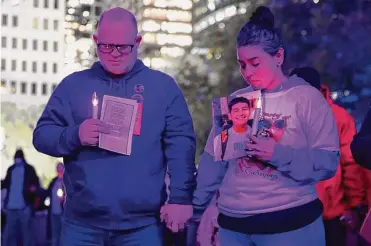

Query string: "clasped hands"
[160, 204, 193, 233]
[245, 134, 277, 162]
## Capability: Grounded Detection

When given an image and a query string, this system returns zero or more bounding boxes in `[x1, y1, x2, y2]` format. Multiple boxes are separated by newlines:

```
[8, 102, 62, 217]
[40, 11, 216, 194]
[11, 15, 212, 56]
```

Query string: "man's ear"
[136, 35, 142, 46]
[93, 34, 98, 44]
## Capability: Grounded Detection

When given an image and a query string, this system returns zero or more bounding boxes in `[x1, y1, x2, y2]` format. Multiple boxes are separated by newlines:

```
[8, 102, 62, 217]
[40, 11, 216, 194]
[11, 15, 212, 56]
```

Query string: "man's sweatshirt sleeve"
[270, 87, 340, 182]
[164, 80, 197, 205]
[33, 79, 81, 157]
[193, 127, 228, 220]
[351, 106, 371, 170]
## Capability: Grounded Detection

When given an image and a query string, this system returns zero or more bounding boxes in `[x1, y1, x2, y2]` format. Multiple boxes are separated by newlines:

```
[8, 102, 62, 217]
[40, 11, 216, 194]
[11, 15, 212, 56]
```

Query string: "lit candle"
[251, 96, 262, 136]
[92, 92, 99, 119]
[57, 188, 64, 198]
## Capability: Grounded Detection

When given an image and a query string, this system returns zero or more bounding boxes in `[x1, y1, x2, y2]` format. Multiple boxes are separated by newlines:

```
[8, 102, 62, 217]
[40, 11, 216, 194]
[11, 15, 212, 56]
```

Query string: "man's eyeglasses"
[97, 44, 135, 54]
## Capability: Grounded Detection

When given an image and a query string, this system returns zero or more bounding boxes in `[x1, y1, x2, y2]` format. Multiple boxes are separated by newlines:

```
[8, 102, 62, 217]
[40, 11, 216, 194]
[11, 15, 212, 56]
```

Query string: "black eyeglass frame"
[97, 43, 135, 54]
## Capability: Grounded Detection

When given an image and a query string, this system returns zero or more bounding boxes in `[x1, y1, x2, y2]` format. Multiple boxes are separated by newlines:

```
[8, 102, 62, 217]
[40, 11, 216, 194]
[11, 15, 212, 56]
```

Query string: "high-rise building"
[125, 0, 194, 75]
[64, 0, 105, 74]
[191, 0, 264, 57]
[1, 0, 66, 107]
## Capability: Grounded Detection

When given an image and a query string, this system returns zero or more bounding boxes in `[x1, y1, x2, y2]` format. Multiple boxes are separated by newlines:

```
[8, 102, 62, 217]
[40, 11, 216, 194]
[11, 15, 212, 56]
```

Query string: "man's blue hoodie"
[33, 60, 197, 230]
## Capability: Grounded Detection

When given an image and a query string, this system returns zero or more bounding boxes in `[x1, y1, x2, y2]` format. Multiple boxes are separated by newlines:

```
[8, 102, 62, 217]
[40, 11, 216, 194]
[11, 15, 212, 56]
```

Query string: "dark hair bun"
[249, 6, 275, 29]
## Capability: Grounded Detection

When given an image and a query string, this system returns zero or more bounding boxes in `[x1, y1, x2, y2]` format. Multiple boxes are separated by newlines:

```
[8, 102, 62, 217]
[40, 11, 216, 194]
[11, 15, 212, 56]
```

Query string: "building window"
[22, 61, 27, 71]
[43, 19, 48, 30]
[1, 59, 5, 71]
[2, 14, 7, 26]
[52, 63, 57, 73]
[21, 82, 27, 94]
[12, 38, 17, 49]
[12, 16, 18, 27]
[42, 83, 48, 95]
[51, 83, 57, 91]
[54, 0, 58, 9]
[31, 82, 37, 95]
[95, 6, 102, 16]
[53, 41, 58, 52]
[11, 60, 16, 71]
[33, 0, 39, 7]
[53, 20, 58, 31]
[42, 62, 47, 73]
[1, 80, 6, 88]
[32, 61, 37, 73]
[1, 36, 6, 48]
[10, 81, 16, 94]
[33, 18, 39, 29]
[44, 0, 48, 8]
[43, 41, 48, 51]
[22, 39, 27, 50]
[32, 39, 37, 50]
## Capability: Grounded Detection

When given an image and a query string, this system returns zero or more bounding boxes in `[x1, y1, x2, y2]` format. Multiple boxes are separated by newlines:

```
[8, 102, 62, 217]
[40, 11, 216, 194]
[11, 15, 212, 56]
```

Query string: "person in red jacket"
[318, 85, 365, 246]
[291, 67, 366, 246]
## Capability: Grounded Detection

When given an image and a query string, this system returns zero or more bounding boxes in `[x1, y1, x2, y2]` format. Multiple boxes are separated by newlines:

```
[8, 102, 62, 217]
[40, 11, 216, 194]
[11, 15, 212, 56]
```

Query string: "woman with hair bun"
[193, 6, 340, 246]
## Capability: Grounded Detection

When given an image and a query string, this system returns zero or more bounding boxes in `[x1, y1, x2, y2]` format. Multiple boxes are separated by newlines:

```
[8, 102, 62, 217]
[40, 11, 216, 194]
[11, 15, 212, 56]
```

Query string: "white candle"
[251, 96, 262, 136]
[92, 92, 99, 119]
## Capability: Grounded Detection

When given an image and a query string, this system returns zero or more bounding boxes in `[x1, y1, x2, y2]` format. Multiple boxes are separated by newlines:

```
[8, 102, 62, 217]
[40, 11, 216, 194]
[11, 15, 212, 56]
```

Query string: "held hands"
[245, 135, 277, 162]
[160, 204, 193, 233]
[78, 119, 109, 146]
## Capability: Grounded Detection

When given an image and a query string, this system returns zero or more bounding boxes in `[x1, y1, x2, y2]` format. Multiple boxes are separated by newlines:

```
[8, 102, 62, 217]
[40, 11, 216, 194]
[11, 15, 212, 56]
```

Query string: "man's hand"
[245, 135, 277, 162]
[78, 119, 109, 146]
[197, 204, 219, 246]
[160, 204, 193, 233]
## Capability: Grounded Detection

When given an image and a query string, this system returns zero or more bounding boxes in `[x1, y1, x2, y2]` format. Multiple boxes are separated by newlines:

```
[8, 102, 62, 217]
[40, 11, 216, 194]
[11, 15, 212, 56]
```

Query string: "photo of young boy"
[213, 97, 252, 161]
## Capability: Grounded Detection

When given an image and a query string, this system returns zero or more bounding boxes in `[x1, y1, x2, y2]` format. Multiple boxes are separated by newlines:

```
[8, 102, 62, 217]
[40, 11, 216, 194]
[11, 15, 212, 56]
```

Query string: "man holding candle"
[33, 7, 196, 246]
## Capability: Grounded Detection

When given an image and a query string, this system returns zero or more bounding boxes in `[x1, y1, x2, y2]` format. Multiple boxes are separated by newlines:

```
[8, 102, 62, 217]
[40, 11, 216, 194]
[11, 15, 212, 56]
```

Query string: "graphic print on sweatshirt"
[235, 111, 291, 181]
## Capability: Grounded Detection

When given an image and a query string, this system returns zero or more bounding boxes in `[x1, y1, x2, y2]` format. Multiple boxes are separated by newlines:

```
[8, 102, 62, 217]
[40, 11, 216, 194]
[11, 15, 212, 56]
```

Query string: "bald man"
[33, 7, 196, 246]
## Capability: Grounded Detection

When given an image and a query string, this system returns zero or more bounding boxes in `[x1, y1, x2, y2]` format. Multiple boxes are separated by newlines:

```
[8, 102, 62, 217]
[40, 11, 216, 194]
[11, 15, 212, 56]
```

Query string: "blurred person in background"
[351, 104, 371, 170]
[291, 67, 367, 246]
[351, 103, 371, 246]
[46, 162, 65, 246]
[2, 148, 40, 246]
[192, 6, 339, 246]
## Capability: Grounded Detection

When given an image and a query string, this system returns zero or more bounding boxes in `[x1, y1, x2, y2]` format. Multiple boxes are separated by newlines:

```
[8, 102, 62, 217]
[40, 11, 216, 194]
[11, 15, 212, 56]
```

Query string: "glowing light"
[57, 189, 64, 197]
[92, 92, 98, 107]
[44, 197, 50, 206]
[142, 20, 161, 32]
[68, 8, 75, 14]
[208, 3, 215, 10]
[161, 22, 192, 34]
[160, 47, 185, 57]
[331, 92, 338, 100]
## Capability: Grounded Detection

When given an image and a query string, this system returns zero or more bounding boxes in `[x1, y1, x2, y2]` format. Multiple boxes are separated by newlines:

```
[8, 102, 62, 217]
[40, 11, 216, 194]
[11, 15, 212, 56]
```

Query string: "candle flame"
[57, 188, 64, 197]
[92, 92, 98, 106]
